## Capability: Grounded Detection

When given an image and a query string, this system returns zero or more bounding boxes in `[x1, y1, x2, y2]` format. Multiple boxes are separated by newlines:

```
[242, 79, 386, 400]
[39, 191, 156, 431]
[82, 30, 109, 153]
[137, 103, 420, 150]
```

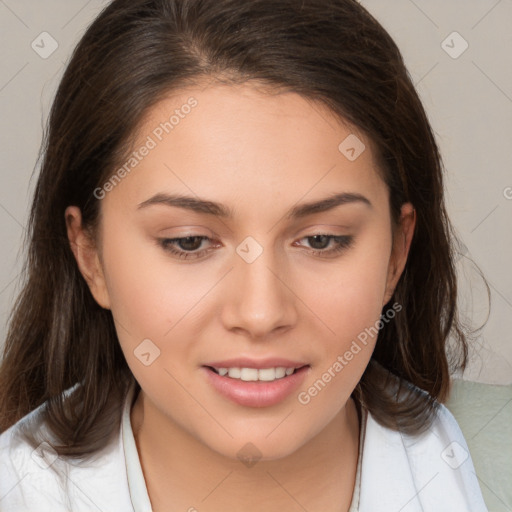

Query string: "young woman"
[0, 0, 488, 510]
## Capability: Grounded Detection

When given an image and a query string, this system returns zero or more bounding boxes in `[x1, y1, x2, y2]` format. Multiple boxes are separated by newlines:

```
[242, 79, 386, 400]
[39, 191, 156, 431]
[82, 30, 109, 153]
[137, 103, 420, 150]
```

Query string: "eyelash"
[158, 234, 354, 260]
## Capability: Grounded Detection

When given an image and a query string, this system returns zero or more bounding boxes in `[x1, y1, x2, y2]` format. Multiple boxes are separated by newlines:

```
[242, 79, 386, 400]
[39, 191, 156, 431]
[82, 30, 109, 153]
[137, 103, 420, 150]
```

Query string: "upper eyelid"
[160, 223, 353, 238]
[163, 232, 350, 242]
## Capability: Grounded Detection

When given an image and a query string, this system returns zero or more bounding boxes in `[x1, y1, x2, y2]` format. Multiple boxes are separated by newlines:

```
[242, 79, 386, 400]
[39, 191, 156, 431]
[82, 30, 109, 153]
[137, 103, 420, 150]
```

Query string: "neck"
[131, 390, 360, 512]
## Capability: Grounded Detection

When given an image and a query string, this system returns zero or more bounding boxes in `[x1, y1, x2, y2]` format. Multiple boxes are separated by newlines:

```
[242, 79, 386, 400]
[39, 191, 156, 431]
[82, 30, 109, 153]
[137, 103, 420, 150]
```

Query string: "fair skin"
[66, 81, 415, 512]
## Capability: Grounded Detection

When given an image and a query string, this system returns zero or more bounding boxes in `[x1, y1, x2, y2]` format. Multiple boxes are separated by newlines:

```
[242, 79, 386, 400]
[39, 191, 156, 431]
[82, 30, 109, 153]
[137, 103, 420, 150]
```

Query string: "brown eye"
[296, 234, 354, 257]
[307, 235, 332, 250]
[159, 236, 214, 260]
[174, 236, 205, 251]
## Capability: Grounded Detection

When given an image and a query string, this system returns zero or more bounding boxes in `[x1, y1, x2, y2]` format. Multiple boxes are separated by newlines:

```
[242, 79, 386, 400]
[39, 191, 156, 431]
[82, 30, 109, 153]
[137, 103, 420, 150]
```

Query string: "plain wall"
[0, 0, 511, 384]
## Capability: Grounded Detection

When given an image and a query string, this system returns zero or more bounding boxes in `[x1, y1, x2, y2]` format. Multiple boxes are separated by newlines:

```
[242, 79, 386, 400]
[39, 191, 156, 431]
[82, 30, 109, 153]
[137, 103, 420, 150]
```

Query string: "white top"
[0, 380, 488, 511]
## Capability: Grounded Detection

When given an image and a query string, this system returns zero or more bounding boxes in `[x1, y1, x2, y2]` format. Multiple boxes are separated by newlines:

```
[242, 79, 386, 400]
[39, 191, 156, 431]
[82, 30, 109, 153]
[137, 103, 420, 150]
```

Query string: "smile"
[203, 364, 310, 407]
[210, 366, 298, 382]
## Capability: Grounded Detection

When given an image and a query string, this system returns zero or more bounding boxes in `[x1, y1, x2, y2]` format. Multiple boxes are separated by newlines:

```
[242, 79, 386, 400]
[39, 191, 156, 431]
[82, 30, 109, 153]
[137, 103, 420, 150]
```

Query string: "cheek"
[293, 229, 393, 417]
[98, 227, 191, 394]
[295, 256, 391, 426]
[98, 222, 216, 372]
[99, 222, 175, 340]
[304, 235, 392, 343]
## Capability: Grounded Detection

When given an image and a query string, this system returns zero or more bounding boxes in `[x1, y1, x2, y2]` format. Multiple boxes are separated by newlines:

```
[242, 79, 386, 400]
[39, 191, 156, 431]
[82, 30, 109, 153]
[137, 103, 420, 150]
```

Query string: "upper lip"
[204, 358, 309, 369]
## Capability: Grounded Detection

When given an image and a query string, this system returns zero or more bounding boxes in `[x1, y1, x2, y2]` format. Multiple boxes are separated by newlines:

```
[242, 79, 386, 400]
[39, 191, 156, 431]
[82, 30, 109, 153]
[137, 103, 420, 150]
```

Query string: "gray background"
[0, 0, 511, 384]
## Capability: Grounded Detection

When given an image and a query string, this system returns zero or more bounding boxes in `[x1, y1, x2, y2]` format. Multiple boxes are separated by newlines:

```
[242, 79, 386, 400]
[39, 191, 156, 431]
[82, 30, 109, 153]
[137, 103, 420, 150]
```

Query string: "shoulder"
[0, 401, 66, 510]
[0, 390, 134, 512]
[358, 394, 488, 511]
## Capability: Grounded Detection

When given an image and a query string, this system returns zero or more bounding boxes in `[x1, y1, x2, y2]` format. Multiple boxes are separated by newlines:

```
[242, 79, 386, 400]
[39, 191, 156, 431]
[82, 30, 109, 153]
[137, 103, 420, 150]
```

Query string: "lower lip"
[203, 366, 310, 408]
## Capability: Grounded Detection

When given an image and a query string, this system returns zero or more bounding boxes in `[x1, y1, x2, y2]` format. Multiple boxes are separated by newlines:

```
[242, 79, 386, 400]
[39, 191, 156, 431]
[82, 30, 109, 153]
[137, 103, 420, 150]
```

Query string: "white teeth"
[259, 368, 278, 381]
[228, 368, 241, 378]
[275, 367, 286, 378]
[240, 368, 259, 381]
[213, 366, 298, 381]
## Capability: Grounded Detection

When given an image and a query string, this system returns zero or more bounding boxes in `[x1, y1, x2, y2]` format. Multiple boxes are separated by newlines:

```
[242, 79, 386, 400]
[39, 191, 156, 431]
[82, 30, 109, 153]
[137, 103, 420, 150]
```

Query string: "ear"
[383, 202, 416, 305]
[65, 206, 111, 310]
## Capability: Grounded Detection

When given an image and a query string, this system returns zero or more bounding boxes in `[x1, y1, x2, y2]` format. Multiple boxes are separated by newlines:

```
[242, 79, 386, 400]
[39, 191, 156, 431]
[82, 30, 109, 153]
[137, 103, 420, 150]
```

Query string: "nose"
[220, 244, 298, 339]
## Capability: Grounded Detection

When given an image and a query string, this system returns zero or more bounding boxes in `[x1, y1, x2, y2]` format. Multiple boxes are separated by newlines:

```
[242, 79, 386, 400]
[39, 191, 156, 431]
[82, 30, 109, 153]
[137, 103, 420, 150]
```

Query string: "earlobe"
[65, 206, 111, 310]
[383, 203, 416, 305]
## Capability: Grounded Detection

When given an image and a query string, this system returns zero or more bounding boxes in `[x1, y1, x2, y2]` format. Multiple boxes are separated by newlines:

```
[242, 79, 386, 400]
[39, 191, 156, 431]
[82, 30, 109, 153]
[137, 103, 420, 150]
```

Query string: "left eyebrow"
[136, 191, 372, 219]
[286, 192, 372, 219]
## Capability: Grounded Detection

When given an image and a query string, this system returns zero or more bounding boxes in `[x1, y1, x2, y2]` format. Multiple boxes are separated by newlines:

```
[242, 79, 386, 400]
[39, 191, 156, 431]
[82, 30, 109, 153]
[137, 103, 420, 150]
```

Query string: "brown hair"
[0, 0, 486, 458]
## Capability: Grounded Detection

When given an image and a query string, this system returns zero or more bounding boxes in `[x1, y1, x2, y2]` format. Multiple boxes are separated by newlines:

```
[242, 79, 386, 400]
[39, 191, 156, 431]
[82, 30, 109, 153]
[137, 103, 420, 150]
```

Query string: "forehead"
[137, 80, 366, 155]
[103, 81, 388, 219]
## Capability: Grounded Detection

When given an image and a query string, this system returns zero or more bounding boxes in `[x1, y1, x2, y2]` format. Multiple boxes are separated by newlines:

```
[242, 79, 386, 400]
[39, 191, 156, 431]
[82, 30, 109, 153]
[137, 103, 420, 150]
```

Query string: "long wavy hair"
[0, 0, 485, 459]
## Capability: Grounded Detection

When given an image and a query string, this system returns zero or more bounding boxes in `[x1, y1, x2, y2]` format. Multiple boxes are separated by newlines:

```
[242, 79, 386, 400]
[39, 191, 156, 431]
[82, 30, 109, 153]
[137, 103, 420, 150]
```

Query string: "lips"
[202, 358, 310, 407]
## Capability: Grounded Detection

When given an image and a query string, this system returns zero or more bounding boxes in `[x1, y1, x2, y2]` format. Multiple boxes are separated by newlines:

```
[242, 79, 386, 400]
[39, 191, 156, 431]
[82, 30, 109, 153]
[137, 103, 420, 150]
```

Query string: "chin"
[200, 430, 310, 465]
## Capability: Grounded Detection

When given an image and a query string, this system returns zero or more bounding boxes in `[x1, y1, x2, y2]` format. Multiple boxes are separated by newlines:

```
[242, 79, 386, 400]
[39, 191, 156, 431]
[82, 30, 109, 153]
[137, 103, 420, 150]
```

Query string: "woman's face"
[67, 81, 414, 460]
